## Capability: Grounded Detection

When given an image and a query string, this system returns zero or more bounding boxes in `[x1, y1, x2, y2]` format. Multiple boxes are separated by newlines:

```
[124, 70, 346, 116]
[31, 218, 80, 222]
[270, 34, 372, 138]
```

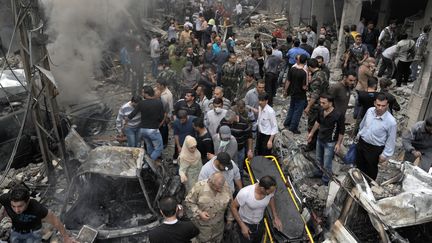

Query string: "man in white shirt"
[256, 93, 278, 156]
[377, 44, 397, 78]
[196, 85, 210, 113]
[150, 33, 161, 79]
[231, 175, 282, 243]
[311, 38, 330, 65]
[235, 1, 242, 27]
[395, 33, 415, 87]
[204, 98, 227, 137]
[116, 96, 142, 147]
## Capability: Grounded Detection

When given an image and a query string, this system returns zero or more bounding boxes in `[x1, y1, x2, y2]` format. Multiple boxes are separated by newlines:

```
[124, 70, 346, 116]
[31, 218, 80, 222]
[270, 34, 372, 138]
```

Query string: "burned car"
[61, 142, 182, 241]
[0, 69, 112, 170]
[65, 100, 112, 137]
[273, 131, 432, 243]
[325, 164, 432, 243]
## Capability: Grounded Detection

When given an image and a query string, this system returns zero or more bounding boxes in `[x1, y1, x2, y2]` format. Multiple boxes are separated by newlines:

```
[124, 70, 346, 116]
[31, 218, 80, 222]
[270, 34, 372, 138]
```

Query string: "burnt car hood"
[75, 146, 144, 178]
[63, 146, 160, 240]
[349, 163, 432, 228]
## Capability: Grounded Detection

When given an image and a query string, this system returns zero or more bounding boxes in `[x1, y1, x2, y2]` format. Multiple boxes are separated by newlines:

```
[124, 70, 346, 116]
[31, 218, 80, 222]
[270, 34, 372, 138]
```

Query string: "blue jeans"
[353, 93, 361, 119]
[11, 229, 42, 243]
[283, 98, 306, 131]
[237, 147, 245, 176]
[315, 138, 336, 184]
[151, 57, 159, 78]
[124, 127, 140, 147]
[410, 60, 420, 81]
[140, 128, 163, 160]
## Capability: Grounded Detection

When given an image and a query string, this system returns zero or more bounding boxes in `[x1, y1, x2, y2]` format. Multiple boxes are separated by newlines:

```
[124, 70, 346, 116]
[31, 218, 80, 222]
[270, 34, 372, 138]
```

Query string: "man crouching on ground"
[0, 185, 77, 243]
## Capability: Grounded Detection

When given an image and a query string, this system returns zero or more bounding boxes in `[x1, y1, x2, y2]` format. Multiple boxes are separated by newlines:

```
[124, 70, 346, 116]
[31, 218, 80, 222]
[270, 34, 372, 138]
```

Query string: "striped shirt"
[116, 102, 141, 132]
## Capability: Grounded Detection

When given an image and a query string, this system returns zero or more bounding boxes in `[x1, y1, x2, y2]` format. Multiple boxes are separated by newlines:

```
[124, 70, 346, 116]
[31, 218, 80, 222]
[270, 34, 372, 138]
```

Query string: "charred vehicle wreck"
[273, 132, 432, 243]
[61, 133, 183, 241]
[325, 163, 432, 243]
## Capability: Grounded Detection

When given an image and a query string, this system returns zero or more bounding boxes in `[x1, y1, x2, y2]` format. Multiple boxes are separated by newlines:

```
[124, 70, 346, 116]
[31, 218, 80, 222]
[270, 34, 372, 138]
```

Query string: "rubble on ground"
[0, 55, 22, 69]
[0, 8, 431, 242]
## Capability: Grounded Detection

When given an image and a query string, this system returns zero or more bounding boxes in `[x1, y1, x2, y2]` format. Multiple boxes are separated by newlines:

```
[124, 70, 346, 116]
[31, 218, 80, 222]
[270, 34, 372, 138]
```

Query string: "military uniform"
[158, 68, 180, 100]
[221, 62, 243, 102]
[236, 79, 255, 102]
[347, 43, 368, 73]
[251, 41, 265, 77]
[185, 180, 233, 243]
[307, 69, 329, 150]
[251, 41, 264, 57]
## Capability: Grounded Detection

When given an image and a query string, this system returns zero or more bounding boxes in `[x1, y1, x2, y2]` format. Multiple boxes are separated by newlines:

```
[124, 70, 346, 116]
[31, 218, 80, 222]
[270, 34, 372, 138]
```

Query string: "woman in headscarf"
[179, 135, 203, 193]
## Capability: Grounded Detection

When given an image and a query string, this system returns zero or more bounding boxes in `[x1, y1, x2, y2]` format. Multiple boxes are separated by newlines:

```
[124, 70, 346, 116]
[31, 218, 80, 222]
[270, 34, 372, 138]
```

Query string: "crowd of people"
[114, 5, 432, 242]
[2, 1, 432, 242]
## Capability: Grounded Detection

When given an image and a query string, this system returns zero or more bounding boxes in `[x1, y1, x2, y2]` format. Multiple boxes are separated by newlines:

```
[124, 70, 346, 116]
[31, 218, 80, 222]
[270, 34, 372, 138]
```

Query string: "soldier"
[221, 53, 243, 101]
[185, 172, 233, 243]
[157, 60, 180, 101]
[304, 58, 329, 151]
[246, 33, 265, 77]
[343, 34, 369, 74]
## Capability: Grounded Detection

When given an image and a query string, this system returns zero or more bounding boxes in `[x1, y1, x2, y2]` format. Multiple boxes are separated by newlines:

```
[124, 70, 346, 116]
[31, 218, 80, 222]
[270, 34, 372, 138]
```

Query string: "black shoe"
[289, 129, 301, 134]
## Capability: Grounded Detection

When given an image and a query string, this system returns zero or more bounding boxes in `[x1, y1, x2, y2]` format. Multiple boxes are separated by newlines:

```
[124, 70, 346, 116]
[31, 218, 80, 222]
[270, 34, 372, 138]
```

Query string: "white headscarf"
[179, 135, 201, 164]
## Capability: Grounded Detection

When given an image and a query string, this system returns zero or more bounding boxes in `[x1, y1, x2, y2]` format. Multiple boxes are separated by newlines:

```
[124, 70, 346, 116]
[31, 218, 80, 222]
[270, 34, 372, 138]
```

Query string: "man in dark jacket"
[149, 196, 199, 243]
[127, 86, 165, 160]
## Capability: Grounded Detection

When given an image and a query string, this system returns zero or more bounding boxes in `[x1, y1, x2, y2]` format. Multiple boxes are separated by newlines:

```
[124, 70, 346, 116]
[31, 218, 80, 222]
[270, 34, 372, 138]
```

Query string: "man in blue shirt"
[356, 93, 397, 179]
[286, 39, 310, 68]
[173, 109, 197, 160]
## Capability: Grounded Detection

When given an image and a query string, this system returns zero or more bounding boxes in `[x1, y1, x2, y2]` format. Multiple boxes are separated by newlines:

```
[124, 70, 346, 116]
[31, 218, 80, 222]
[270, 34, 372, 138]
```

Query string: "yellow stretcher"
[245, 156, 315, 242]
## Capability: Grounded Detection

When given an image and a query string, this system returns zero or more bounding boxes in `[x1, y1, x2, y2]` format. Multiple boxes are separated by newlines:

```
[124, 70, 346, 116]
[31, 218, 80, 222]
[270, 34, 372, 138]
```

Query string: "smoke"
[41, 0, 132, 104]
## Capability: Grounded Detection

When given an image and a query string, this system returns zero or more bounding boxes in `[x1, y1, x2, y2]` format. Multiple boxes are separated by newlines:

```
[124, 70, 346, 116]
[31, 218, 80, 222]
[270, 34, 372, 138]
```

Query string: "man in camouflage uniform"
[157, 60, 180, 101]
[304, 58, 329, 151]
[221, 53, 243, 102]
[185, 172, 233, 243]
[246, 33, 265, 77]
[343, 34, 369, 74]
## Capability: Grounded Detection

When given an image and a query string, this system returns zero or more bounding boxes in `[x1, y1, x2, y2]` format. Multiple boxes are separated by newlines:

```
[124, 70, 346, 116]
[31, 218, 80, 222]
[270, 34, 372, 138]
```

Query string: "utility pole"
[14, 0, 70, 184]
